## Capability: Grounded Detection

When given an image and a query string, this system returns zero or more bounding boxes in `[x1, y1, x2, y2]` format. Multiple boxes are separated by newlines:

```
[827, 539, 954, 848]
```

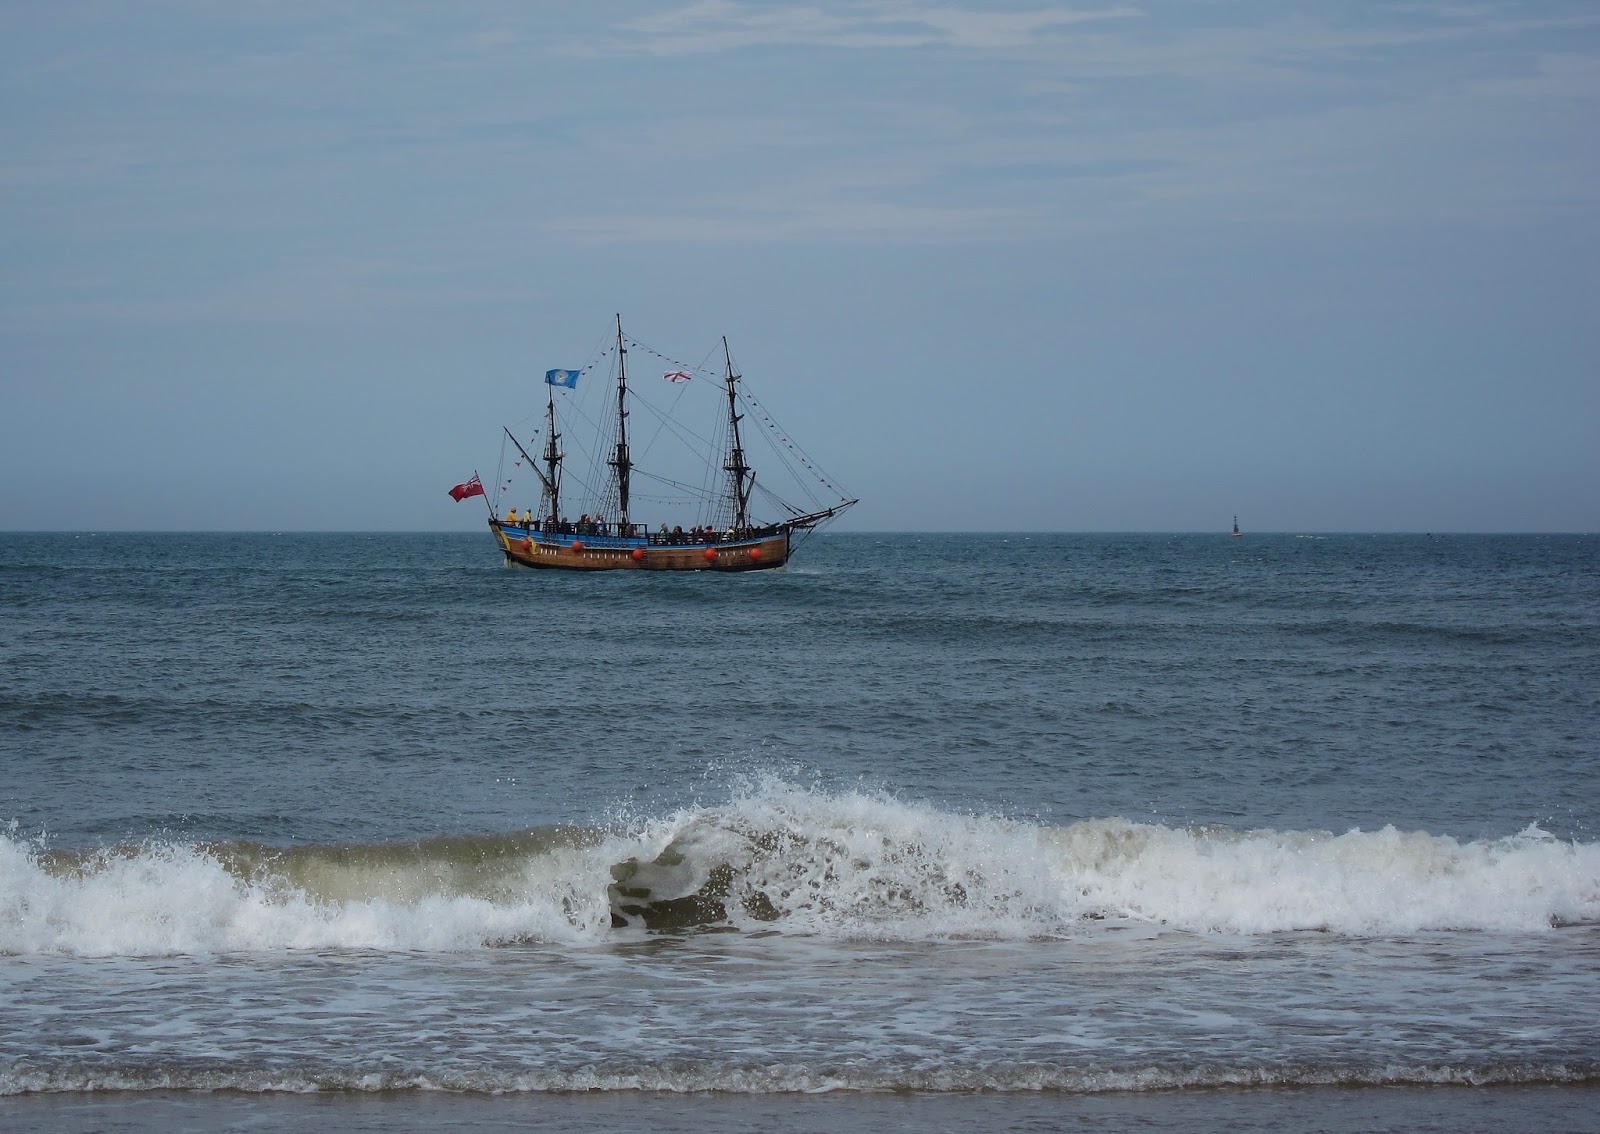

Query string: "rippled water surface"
[2, 531, 1598, 1127]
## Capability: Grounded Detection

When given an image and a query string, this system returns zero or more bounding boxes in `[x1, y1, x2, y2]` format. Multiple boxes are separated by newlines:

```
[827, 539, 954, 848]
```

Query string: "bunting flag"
[546, 369, 581, 388]
[447, 475, 484, 502]
[664, 370, 692, 383]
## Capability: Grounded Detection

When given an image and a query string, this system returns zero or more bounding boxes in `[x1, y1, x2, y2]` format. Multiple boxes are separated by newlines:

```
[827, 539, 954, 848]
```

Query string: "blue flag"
[545, 369, 580, 389]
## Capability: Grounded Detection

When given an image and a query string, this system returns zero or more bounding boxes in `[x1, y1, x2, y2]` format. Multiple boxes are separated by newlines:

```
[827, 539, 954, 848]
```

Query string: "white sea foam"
[0, 829, 619, 957]
[3, 780, 1597, 955]
[620, 779, 1600, 937]
[1045, 817, 1599, 935]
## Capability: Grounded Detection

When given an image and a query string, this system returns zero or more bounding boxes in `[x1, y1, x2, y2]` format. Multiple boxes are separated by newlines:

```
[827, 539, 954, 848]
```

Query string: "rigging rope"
[512, 324, 852, 526]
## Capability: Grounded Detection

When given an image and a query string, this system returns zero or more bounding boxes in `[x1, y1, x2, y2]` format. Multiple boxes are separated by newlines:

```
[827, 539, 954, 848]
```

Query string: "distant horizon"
[6, 528, 1594, 538]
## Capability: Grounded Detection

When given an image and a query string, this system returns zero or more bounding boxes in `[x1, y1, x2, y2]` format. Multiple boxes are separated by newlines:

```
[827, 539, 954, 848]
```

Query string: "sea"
[2, 530, 1597, 1132]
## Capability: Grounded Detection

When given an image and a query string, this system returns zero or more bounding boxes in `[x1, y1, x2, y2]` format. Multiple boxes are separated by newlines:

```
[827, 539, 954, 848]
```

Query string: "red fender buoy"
[631, 547, 644, 562]
[570, 540, 584, 553]
[748, 546, 762, 561]
[522, 538, 533, 553]
[703, 547, 717, 562]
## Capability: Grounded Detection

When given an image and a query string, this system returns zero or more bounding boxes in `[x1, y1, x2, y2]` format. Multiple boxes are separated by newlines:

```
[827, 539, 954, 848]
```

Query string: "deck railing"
[498, 519, 779, 546]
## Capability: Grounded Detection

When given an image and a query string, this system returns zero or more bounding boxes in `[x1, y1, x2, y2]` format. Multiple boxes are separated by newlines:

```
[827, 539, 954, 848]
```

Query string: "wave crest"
[4, 780, 1597, 955]
[609, 781, 1599, 936]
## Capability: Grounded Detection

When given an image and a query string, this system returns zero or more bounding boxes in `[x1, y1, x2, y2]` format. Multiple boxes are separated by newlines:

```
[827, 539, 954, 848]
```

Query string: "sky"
[1, 1, 1596, 532]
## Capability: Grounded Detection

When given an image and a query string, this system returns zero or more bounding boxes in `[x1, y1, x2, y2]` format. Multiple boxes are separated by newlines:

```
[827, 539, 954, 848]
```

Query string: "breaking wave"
[4, 779, 1597, 956]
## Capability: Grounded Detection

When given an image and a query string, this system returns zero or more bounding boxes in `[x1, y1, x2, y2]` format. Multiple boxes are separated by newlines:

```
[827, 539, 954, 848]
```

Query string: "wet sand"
[8, 1084, 1600, 1133]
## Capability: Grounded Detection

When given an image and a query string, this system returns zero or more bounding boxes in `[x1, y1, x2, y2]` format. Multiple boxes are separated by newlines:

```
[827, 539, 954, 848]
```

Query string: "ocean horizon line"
[4, 528, 1596, 537]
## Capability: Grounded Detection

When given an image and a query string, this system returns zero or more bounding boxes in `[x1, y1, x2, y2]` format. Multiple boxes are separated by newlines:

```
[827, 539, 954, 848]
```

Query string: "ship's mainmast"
[721, 336, 753, 533]
[542, 385, 562, 520]
[609, 314, 632, 529]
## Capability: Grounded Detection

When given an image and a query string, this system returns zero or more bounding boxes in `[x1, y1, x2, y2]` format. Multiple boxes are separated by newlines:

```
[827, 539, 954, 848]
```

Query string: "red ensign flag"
[448, 475, 484, 502]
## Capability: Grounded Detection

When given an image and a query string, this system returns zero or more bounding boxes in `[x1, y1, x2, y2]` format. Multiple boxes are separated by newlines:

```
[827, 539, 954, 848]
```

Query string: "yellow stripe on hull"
[491, 523, 788, 572]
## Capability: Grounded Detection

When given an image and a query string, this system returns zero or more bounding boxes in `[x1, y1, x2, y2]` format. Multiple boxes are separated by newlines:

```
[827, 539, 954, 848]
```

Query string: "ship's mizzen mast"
[722, 336, 753, 533]
[609, 313, 632, 529]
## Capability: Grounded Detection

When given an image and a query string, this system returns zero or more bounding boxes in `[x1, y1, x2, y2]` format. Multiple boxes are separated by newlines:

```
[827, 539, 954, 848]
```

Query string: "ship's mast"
[721, 336, 752, 533]
[609, 314, 632, 529]
[542, 385, 562, 520]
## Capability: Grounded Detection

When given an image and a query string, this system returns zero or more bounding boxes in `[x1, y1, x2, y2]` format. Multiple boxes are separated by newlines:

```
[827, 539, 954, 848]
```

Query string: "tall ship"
[457, 317, 856, 572]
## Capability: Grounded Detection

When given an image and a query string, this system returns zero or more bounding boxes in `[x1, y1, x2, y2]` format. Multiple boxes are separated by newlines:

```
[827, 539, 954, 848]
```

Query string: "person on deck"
[505, 506, 519, 525]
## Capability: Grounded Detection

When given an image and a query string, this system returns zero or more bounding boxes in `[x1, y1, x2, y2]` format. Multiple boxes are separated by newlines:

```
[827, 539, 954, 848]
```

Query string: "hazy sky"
[2, 1, 1595, 532]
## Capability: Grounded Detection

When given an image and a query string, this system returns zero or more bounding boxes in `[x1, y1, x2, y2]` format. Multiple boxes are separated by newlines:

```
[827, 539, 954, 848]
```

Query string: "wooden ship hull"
[490, 521, 790, 572]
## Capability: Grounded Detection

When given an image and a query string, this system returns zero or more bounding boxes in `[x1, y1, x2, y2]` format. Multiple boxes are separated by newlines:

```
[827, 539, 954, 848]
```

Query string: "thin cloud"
[593, 1, 1142, 57]
[549, 200, 1036, 244]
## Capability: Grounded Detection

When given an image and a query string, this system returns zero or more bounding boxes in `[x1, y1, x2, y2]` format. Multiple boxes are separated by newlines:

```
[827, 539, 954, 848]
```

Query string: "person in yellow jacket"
[505, 505, 519, 525]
